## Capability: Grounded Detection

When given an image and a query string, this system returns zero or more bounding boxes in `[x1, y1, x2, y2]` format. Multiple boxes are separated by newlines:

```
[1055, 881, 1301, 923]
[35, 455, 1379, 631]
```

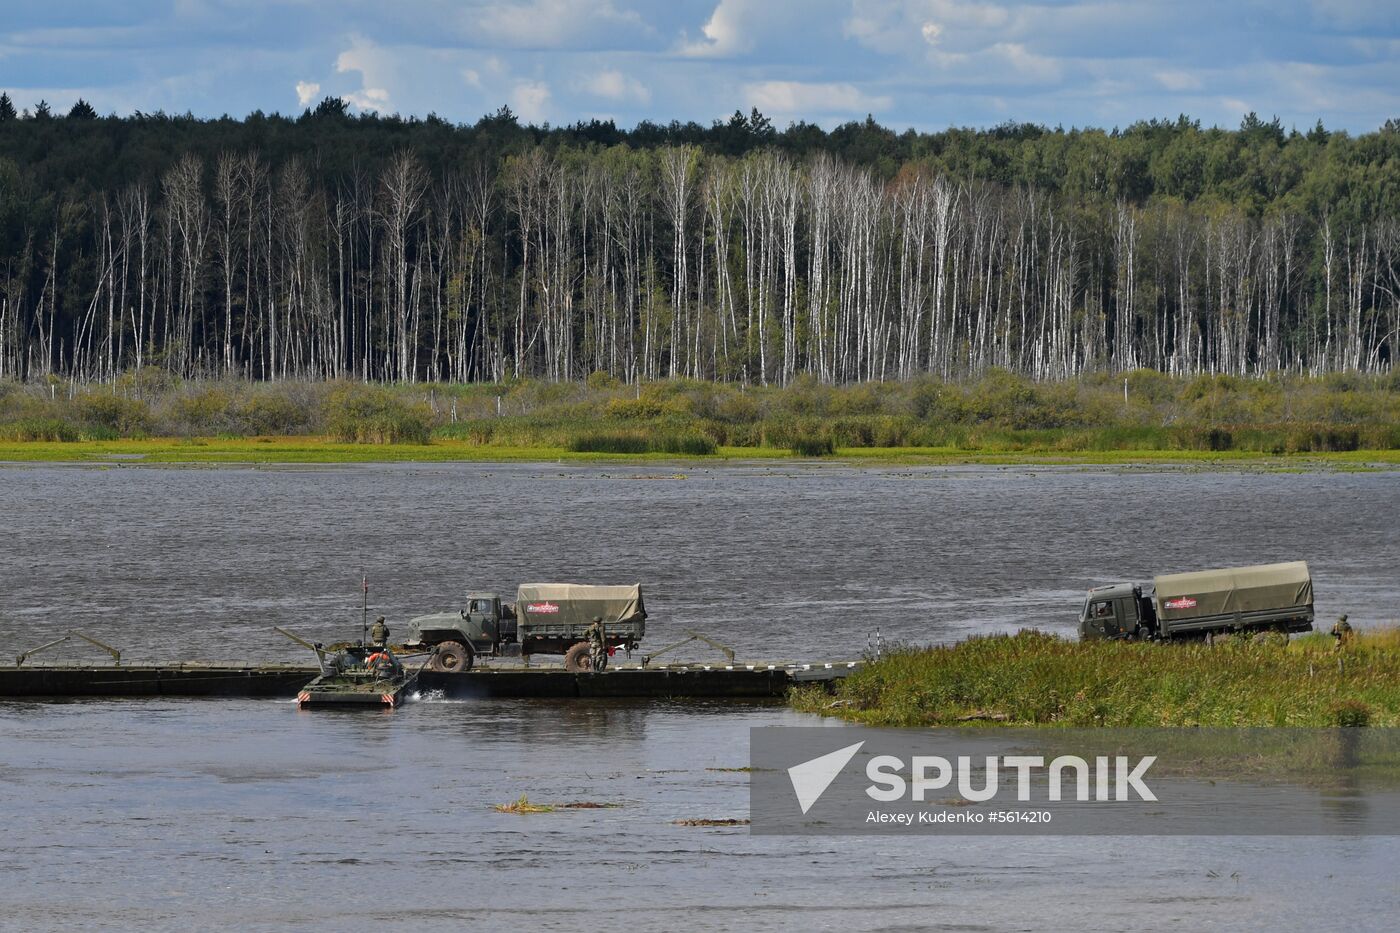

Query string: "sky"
[1, 0, 1398, 133]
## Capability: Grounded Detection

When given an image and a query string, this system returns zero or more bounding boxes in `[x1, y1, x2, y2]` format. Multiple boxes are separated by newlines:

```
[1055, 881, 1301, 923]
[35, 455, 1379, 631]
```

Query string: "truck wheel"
[563, 641, 592, 672]
[431, 641, 473, 673]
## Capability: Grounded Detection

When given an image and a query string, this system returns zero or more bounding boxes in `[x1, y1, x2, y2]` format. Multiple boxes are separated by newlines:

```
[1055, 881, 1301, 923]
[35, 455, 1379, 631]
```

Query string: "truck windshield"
[469, 599, 492, 613]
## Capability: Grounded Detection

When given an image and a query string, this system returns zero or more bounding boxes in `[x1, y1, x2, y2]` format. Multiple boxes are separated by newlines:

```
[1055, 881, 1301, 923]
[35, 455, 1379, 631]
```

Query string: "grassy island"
[790, 629, 1400, 728]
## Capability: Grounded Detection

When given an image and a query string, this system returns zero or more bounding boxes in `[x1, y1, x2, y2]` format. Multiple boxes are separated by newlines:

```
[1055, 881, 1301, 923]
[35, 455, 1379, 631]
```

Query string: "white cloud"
[473, 0, 646, 48]
[745, 80, 892, 116]
[1155, 70, 1202, 92]
[335, 36, 392, 111]
[678, 0, 849, 60]
[846, 0, 1011, 55]
[295, 80, 320, 107]
[1221, 97, 1250, 117]
[991, 42, 1060, 83]
[585, 69, 650, 103]
[510, 80, 551, 122]
[679, 0, 756, 57]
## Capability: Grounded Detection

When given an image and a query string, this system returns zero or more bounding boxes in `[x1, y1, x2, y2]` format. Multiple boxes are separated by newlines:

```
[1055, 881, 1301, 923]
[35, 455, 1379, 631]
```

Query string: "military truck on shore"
[405, 584, 647, 672]
[1079, 561, 1314, 641]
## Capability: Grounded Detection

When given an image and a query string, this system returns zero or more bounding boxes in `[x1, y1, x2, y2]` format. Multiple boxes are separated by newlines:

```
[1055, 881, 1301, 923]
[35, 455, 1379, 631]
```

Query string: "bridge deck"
[0, 659, 862, 700]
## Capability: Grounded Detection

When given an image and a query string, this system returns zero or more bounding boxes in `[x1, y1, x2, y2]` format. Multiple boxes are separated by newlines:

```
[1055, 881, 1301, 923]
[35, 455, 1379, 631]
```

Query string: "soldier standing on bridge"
[370, 615, 390, 648]
[587, 615, 608, 672]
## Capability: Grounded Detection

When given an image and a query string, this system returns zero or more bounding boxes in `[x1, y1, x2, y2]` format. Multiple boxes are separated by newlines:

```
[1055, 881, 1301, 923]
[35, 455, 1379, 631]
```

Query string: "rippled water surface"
[3, 462, 1399, 931]
[3, 461, 1397, 659]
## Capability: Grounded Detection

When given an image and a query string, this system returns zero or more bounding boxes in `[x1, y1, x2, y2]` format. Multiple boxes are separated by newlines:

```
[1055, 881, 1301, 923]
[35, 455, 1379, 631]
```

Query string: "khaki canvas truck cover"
[1153, 561, 1312, 622]
[515, 584, 646, 629]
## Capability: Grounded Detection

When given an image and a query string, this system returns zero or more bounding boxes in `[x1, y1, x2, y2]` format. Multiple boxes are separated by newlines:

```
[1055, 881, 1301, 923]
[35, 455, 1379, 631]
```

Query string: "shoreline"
[2, 436, 1399, 468]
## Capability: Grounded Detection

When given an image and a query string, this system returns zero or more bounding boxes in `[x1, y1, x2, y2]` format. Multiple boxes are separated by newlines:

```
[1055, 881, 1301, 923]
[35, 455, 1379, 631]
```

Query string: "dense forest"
[1, 94, 1398, 386]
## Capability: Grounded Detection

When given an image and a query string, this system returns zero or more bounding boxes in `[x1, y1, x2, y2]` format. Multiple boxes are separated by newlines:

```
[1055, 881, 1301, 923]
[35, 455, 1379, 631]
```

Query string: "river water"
[3, 461, 1399, 931]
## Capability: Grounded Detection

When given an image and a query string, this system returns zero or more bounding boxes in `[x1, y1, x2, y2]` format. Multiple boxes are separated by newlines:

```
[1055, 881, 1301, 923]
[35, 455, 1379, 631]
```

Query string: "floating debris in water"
[494, 795, 623, 813]
[495, 795, 554, 813]
[673, 818, 750, 827]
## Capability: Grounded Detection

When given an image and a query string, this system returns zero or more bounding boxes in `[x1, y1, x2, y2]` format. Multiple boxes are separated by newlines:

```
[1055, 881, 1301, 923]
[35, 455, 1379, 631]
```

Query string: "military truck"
[1079, 561, 1314, 641]
[405, 583, 647, 672]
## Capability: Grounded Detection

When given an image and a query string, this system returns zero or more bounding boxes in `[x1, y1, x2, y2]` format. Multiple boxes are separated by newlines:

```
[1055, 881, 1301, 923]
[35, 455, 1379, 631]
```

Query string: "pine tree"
[0, 93, 15, 121]
[67, 98, 98, 120]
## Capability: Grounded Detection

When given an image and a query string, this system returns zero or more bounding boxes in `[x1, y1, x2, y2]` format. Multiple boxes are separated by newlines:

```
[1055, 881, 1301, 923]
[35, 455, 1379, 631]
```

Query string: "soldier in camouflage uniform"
[370, 615, 390, 648]
[1331, 614, 1354, 649]
[587, 615, 607, 672]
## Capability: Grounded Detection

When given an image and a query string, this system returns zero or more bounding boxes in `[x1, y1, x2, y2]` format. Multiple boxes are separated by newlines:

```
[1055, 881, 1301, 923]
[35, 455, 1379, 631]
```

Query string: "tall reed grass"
[2, 369, 1398, 452]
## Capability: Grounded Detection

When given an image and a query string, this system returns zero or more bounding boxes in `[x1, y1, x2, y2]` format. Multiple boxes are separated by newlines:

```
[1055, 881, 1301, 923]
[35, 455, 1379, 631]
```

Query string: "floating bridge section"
[0, 660, 862, 701]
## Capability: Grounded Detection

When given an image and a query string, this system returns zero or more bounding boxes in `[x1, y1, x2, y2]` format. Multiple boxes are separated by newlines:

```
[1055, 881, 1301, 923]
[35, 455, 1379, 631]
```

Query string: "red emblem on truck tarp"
[526, 602, 560, 614]
[1164, 597, 1198, 610]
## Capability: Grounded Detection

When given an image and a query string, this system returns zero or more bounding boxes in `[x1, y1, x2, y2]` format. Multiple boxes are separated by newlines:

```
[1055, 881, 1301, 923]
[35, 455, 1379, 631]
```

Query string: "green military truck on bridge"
[1079, 561, 1314, 641]
[405, 583, 647, 672]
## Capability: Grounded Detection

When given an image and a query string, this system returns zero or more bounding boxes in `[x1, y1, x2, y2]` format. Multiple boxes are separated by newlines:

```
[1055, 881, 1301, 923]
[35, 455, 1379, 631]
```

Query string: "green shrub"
[909, 378, 964, 420]
[238, 391, 309, 435]
[167, 388, 234, 433]
[324, 385, 432, 444]
[604, 397, 665, 420]
[0, 416, 79, 441]
[829, 382, 887, 415]
[75, 393, 151, 436]
[714, 391, 759, 424]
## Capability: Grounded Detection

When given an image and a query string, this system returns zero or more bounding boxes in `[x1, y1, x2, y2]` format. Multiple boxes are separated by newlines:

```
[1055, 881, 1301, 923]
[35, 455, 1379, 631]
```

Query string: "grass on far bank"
[4, 369, 1400, 463]
[3, 435, 1400, 466]
[791, 628, 1400, 728]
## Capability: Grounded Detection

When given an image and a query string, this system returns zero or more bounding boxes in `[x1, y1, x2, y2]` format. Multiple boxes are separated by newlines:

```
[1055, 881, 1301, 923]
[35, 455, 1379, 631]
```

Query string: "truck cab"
[405, 593, 518, 669]
[1079, 583, 1153, 640]
[460, 594, 517, 647]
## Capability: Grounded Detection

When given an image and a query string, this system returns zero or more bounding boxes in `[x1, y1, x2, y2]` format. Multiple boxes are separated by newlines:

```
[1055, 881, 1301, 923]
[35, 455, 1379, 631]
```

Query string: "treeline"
[1, 97, 1399, 385]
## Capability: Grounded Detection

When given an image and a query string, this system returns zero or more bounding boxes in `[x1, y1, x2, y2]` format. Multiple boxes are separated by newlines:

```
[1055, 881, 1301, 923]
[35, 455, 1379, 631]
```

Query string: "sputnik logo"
[788, 741, 865, 814]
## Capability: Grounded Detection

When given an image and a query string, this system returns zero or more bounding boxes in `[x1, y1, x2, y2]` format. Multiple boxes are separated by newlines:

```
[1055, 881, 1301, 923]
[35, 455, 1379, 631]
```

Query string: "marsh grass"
[791, 628, 1400, 728]
[2, 370, 1400, 460]
[568, 429, 718, 455]
[0, 416, 81, 442]
[790, 435, 835, 457]
[568, 431, 652, 454]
